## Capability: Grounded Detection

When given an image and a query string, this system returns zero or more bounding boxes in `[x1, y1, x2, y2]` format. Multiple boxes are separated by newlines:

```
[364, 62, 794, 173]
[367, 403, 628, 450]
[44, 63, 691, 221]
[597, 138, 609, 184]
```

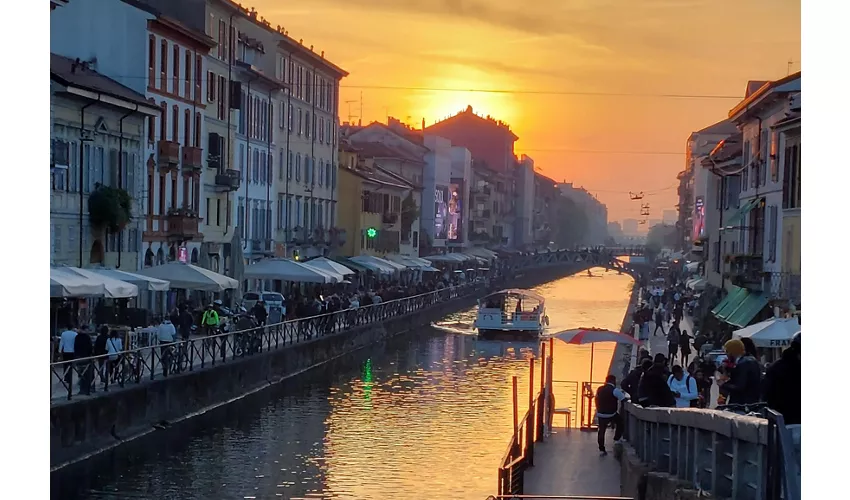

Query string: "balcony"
[249, 238, 274, 255]
[214, 169, 241, 191]
[382, 212, 399, 226]
[725, 254, 765, 290]
[182, 146, 203, 171]
[157, 140, 180, 170]
[766, 272, 802, 306]
[166, 208, 200, 241]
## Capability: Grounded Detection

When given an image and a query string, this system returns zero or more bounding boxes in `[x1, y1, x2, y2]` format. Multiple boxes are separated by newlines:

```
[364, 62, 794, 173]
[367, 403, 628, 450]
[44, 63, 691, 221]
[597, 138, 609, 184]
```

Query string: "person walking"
[595, 375, 627, 456]
[667, 365, 699, 408]
[73, 330, 93, 395]
[622, 359, 652, 399]
[666, 325, 680, 366]
[679, 329, 692, 366]
[638, 356, 675, 407]
[653, 306, 666, 336]
[762, 332, 801, 425]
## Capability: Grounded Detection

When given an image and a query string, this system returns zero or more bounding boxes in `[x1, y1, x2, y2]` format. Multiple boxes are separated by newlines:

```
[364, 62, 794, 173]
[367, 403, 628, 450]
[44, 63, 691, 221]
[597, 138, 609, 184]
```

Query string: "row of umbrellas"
[50, 263, 240, 298]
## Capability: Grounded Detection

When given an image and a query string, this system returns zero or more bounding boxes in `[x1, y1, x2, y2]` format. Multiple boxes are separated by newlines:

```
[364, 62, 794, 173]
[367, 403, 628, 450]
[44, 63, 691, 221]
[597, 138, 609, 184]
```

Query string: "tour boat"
[474, 288, 549, 340]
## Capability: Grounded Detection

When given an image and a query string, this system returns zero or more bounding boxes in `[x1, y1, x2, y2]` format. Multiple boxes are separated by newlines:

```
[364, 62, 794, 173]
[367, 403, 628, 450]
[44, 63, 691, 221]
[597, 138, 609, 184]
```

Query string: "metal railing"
[486, 496, 633, 499]
[497, 388, 545, 497]
[621, 402, 801, 500]
[50, 285, 475, 402]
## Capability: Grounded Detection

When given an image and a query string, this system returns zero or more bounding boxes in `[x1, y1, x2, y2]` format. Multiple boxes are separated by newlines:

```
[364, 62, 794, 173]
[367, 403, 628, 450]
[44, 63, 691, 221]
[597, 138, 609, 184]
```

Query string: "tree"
[401, 192, 419, 235]
[646, 223, 678, 249]
[552, 197, 589, 248]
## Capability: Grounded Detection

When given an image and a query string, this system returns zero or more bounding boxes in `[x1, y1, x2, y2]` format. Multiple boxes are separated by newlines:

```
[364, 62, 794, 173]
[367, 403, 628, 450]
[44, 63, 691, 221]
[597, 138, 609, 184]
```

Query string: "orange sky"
[256, 0, 800, 223]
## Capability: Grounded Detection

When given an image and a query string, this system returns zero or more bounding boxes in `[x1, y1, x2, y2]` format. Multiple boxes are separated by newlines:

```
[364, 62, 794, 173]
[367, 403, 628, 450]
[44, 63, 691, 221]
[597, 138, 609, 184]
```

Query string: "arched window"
[144, 248, 155, 267]
[191, 248, 199, 264]
[89, 240, 104, 264]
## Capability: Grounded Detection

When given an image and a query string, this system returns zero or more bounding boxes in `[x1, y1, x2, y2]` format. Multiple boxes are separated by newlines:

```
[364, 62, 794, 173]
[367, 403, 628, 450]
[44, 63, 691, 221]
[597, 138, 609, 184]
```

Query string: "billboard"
[692, 196, 705, 242]
[447, 181, 463, 241]
[434, 186, 449, 239]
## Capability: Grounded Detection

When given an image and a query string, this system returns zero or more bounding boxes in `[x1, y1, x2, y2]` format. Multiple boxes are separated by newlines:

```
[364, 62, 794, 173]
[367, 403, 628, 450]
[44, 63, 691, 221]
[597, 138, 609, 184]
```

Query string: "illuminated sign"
[366, 227, 377, 238]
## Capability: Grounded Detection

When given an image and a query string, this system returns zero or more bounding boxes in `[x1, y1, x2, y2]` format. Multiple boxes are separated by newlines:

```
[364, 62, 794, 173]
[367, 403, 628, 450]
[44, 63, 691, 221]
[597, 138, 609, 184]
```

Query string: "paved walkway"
[523, 429, 622, 497]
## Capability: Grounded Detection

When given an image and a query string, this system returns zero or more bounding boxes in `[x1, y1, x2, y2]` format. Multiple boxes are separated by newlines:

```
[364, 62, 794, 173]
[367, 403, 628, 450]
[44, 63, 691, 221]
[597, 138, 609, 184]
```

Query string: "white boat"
[474, 288, 549, 340]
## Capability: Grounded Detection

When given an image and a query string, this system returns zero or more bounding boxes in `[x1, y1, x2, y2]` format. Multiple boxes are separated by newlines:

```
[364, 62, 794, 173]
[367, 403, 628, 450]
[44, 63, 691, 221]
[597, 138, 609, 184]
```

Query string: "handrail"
[621, 402, 800, 500]
[497, 388, 544, 497]
[50, 284, 477, 401]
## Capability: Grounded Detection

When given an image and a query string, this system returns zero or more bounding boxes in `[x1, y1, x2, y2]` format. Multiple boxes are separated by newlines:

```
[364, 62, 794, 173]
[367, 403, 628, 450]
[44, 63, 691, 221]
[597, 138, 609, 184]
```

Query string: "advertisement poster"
[447, 182, 463, 241]
[692, 196, 705, 242]
[434, 186, 449, 239]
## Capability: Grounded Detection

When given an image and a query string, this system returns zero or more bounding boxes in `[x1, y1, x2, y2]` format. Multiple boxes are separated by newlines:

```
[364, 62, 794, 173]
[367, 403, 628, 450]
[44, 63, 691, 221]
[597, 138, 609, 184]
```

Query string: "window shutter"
[109, 148, 119, 187]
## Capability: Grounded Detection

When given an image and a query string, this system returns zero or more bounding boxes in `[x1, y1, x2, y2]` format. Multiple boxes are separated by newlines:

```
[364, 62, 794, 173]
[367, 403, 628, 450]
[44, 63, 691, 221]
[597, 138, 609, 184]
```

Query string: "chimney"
[421, 118, 425, 131]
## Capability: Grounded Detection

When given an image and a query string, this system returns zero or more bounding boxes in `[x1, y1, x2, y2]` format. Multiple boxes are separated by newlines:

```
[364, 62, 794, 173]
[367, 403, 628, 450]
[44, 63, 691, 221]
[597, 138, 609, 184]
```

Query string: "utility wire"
[521, 148, 683, 155]
[86, 72, 742, 100]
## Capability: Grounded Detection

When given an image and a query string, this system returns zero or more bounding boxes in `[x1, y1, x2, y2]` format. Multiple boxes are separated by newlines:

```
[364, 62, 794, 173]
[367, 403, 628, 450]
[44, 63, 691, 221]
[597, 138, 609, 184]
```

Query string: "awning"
[467, 247, 498, 260]
[734, 317, 800, 348]
[243, 259, 334, 284]
[722, 197, 762, 232]
[385, 254, 438, 271]
[349, 255, 397, 274]
[304, 257, 355, 277]
[300, 262, 345, 283]
[712, 286, 747, 319]
[50, 266, 140, 298]
[684, 262, 700, 272]
[725, 291, 768, 328]
[136, 262, 238, 291]
[88, 267, 170, 291]
[332, 256, 371, 274]
[686, 277, 707, 291]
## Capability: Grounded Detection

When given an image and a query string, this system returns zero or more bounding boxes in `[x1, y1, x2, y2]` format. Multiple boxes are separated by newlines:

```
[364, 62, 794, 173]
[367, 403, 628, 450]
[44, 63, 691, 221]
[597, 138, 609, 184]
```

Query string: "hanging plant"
[88, 183, 132, 232]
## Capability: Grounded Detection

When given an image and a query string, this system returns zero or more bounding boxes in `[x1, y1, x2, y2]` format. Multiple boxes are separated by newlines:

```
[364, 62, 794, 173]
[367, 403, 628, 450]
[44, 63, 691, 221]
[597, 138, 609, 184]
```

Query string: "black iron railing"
[497, 388, 544, 497]
[50, 285, 474, 402]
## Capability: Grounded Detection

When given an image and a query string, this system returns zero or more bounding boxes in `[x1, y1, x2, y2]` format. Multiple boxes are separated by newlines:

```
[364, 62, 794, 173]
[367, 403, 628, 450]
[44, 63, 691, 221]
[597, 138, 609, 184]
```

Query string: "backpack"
[669, 374, 699, 407]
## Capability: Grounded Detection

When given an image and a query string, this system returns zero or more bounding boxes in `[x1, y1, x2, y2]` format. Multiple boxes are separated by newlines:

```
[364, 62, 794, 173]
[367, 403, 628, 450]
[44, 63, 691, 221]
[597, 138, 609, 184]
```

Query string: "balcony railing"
[766, 272, 802, 305]
[157, 140, 180, 169]
[166, 208, 200, 240]
[182, 146, 203, 171]
[214, 169, 241, 191]
[382, 212, 399, 225]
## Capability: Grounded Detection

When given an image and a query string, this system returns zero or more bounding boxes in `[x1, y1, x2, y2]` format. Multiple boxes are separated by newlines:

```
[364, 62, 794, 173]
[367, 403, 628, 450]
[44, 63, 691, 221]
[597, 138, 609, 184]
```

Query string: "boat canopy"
[481, 288, 545, 304]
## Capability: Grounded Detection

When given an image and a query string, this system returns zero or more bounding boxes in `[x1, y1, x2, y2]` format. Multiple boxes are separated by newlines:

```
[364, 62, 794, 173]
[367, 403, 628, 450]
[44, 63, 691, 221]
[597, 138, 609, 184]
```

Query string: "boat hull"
[477, 328, 542, 341]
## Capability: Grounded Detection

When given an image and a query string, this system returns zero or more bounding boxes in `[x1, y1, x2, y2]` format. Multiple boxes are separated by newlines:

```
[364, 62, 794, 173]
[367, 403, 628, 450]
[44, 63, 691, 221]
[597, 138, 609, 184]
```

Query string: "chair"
[552, 407, 572, 429]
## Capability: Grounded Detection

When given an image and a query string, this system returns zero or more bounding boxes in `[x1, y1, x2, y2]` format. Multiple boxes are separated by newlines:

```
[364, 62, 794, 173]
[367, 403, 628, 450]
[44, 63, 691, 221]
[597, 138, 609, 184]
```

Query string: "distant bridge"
[509, 248, 643, 280]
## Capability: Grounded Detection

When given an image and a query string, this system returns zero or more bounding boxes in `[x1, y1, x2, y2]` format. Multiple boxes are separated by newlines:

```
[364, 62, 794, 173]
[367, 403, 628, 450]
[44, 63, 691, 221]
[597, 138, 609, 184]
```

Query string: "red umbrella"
[552, 327, 641, 383]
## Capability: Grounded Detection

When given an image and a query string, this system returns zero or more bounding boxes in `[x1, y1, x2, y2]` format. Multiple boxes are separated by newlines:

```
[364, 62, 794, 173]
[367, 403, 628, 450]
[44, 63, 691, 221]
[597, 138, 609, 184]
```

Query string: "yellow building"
[337, 142, 415, 257]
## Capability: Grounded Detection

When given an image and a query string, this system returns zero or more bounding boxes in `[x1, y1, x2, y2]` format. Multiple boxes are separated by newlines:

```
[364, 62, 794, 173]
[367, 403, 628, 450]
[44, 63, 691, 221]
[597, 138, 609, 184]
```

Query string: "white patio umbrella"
[88, 267, 170, 291]
[300, 262, 345, 283]
[350, 255, 398, 274]
[304, 257, 355, 277]
[733, 317, 801, 349]
[136, 262, 238, 291]
[50, 267, 108, 298]
[51, 266, 139, 298]
[550, 327, 642, 383]
[243, 258, 333, 284]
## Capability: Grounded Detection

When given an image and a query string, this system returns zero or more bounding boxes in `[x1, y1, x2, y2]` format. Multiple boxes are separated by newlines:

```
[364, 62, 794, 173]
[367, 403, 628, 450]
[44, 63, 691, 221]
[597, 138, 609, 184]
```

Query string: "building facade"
[702, 134, 743, 291]
[556, 183, 609, 246]
[50, 54, 160, 270]
[515, 155, 535, 247]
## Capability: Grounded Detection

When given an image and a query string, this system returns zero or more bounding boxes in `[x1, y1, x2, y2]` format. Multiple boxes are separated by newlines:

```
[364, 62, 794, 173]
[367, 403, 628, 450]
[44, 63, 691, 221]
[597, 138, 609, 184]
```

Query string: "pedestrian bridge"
[510, 249, 642, 280]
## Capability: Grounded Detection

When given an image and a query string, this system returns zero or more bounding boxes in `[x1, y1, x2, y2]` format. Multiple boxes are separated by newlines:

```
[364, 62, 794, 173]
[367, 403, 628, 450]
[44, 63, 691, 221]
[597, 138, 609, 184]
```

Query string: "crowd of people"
[594, 265, 801, 455]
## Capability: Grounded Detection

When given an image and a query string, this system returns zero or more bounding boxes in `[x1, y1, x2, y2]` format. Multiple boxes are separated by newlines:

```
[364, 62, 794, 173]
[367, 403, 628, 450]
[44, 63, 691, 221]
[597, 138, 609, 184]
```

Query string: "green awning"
[721, 197, 761, 232]
[711, 286, 746, 317]
[332, 256, 370, 273]
[725, 292, 768, 328]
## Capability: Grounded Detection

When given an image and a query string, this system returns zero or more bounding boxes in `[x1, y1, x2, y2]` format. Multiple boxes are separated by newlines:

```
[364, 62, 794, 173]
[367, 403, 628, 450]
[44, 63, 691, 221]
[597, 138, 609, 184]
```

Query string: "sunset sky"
[255, 0, 800, 223]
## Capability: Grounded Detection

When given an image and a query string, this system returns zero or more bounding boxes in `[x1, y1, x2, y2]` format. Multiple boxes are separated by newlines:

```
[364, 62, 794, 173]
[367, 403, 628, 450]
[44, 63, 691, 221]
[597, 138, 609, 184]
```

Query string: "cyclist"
[201, 303, 220, 336]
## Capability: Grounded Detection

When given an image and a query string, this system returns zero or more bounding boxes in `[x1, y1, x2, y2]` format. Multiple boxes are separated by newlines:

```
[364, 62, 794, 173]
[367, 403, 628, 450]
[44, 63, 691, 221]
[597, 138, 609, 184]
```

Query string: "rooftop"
[350, 140, 425, 165]
[709, 132, 744, 163]
[729, 71, 801, 121]
[426, 105, 519, 141]
[51, 53, 159, 111]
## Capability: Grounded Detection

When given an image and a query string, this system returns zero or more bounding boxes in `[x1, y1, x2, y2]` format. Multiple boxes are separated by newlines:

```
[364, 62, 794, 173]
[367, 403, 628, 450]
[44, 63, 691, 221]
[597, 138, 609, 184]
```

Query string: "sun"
[409, 64, 519, 128]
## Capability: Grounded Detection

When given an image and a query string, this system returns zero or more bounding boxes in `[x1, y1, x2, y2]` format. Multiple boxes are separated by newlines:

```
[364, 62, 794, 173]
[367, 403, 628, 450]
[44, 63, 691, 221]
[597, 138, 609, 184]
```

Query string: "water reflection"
[63, 268, 632, 500]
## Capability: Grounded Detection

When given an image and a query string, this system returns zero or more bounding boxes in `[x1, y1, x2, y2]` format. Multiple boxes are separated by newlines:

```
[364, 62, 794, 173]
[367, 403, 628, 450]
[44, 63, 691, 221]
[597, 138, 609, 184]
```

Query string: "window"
[184, 109, 190, 146]
[147, 171, 154, 215]
[172, 44, 180, 95]
[304, 156, 311, 185]
[288, 151, 293, 179]
[218, 20, 226, 60]
[305, 111, 310, 139]
[160, 39, 168, 90]
[194, 112, 202, 147]
[160, 102, 167, 140]
[68, 141, 78, 192]
[195, 55, 203, 101]
[298, 108, 303, 136]
[172, 105, 179, 143]
[279, 150, 285, 181]
[305, 70, 312, 103]
[768, 205, 778, 262]
[218, 76, 227, 120]
[207, 71, 216, 102]
[279, 101, 285, 129]
[252, 148, 260, 184]
[239, 91, 247, 134]
[295, 153, 301, 181]
[741, 140, 750, 189]
[206, 197, 212, 225]
[159, 174, 166, 214]
[326, 160, 331, 187]
[319, 117, 324, 143]
[312, 112, 317, 139]
[127, 153, 137, 196]
[288, 103, 293, 131]
[148, 35, 156, 86]
[216, 199, 222, 226]
[713, 240, 721, 273]
[184, 49, 192, 97]
[782, 137, 801, 209]
[317, 159, 323, 186]
[127, 229, 139, 253]
[238, 203, 245, 239]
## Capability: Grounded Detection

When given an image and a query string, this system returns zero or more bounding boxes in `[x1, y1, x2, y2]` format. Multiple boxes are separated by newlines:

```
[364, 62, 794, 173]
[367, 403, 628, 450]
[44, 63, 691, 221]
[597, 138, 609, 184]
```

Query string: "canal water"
[61, 268, 633, 500]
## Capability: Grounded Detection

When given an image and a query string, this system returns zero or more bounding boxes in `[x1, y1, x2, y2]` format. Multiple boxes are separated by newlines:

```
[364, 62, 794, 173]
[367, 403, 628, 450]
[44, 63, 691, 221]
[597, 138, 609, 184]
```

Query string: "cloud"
[420, 51, 569, 79]
[310, 0, 568, 35]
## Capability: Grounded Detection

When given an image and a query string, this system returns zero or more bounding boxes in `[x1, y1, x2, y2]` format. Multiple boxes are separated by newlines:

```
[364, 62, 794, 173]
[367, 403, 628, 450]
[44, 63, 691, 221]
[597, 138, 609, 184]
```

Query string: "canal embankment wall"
[51, 261, 588, 470]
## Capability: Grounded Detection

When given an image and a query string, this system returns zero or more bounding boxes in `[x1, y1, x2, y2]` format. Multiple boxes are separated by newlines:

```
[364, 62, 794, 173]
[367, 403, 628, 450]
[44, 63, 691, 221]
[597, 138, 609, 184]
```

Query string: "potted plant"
[88, 183, 133, 233]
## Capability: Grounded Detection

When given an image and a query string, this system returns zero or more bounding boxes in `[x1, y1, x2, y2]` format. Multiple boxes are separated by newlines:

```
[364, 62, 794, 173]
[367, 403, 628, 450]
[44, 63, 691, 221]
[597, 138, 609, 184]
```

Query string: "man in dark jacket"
[622, 359, 652, 399]
[638, 358, 676, 407]
[595, 375, 627, 456]
[178, 306, 194, 341]
[719, 339, 762, 405]
[73, 332, 94, 395]
[762, 333, 801, 425]
[252, 301, 268, 327]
